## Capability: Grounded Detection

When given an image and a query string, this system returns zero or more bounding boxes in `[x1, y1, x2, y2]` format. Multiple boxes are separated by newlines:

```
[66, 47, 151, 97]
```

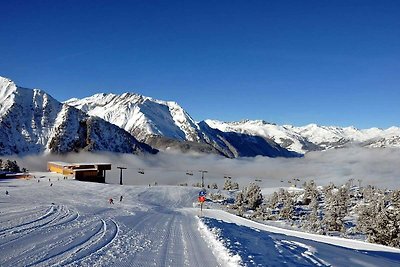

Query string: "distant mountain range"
[1, 76, 399, 157]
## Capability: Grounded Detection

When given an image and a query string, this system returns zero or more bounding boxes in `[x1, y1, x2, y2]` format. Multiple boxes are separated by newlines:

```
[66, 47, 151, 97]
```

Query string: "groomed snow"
[1, 174, 400, 266]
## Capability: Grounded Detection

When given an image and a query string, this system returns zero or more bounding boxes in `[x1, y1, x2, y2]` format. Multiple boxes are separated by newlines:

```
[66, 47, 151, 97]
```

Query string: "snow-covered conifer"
[234, 191, 245, 216]
[231, 181, 239, 190]
[223, 179, 232, 190]
[243, 183, 263, 210]
[1, 159, 20, 172]
[322, 184, 349, 233]
[302, 180, 318, 205]
[279, 193, 295, 220]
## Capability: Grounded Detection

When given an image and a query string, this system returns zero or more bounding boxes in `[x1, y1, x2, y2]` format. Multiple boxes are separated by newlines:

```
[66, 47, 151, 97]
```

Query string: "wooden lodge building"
[47, 162, 111, 183]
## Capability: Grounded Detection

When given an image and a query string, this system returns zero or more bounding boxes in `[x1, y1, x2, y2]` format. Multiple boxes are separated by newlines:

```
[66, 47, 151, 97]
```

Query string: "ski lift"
[138, 169, 144, 174]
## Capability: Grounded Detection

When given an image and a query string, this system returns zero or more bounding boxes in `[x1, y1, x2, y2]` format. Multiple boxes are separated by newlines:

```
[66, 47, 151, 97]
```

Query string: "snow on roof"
[72, 163, 111, 166]
[48, 162, 111, 167]
[48, 161, 73, 167]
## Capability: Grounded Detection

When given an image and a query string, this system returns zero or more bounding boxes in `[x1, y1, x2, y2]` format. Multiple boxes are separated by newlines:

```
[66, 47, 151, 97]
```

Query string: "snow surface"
[64, 93, 201, 142]
[3, 76, 400, 157]
[64, 88, 400, 155]
[206, 119, 400, 154]
[1, 174, 400, 266]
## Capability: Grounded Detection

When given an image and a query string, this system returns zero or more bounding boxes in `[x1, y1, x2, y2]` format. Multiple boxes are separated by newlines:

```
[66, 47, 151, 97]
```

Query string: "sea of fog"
[10, 147, 400, 189]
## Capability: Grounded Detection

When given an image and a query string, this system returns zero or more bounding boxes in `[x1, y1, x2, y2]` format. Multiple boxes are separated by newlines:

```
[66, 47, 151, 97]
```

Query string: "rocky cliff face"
[2, 75, 399, 158]
[0, 77, 156, 155]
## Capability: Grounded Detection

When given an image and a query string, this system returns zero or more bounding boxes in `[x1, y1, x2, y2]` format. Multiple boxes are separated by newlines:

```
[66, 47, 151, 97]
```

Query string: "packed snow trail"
[1, 175, 400, 266]
[195, 209, 400, 267]
[0, 177, 219, 267]
[198, 216, 400, 267]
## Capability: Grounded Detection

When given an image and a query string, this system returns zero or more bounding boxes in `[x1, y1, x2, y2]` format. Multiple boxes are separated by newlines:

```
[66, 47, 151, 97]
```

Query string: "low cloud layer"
[11, 147, 400, 189]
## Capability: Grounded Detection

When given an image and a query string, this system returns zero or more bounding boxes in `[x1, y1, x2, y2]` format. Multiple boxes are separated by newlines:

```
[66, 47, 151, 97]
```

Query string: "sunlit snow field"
[1, 171, 400, 267]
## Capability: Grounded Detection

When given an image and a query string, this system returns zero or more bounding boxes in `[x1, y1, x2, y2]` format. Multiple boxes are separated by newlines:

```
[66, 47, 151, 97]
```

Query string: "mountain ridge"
[0, 76, 156, 155]
[65, 91, 300, 158]
[1, 75, 399, 157]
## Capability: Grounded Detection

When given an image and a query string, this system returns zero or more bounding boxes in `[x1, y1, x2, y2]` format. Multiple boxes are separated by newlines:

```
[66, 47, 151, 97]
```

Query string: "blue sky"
[0, 0, 399, 128]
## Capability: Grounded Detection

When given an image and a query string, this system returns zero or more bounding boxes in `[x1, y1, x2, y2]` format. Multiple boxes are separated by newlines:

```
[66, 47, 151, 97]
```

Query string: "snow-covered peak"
[205, 119, 309, 154]
[0, 78, 155, 155]
[65, 92, 201, 142]
[292, 124, 396, 144]
[205, 119, 400, 154]
[0, 76, 18, 117]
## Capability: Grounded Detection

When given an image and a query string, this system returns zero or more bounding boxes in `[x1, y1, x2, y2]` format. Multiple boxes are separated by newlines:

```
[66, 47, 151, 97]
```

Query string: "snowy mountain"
[2, 75, 399, 157]
[206, 120, 400, 154]
[64, 93, 202, 142]
[0, 77, 155, 155]
[66, 93, 299, 158]
[66, 92, 400, 156]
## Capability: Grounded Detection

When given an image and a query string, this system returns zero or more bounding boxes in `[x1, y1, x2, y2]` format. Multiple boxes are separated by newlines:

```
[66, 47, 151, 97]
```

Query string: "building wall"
[47, 162, 111, 183]
[62, 168, 74, 175]
[47, 163, 64, 174]
[74, 170, 98, 179]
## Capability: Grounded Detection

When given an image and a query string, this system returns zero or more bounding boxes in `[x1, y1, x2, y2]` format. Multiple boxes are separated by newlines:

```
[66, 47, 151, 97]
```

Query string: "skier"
[5, 190, 9, 195]
[109, 198, 114, 204]
[120, 195, 123, 202]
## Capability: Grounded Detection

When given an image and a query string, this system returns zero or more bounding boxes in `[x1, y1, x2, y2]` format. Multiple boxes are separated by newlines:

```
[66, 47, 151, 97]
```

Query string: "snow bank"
[197, 216, 243, 267]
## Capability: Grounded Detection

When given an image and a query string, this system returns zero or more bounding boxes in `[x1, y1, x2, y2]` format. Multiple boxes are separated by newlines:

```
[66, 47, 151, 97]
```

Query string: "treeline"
[0, 158, 22, 172]
[228, 180, 400, 248]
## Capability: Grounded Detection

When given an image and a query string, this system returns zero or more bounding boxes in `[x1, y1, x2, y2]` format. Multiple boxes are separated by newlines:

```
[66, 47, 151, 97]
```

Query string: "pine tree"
[223, 179, 233, 190]
[360, 190, 400, 248]
[231, 182, 239, 190]
[243, 183, 263, 210]
[387, 190, 400, 247]
[1, 160, 20, 172]
[234, 191, 245, 216]
[322, 184, 349, 233]
[279, 193, 295, 220]
[268, 191, 279, 209]
[303, 180, 318, 205]
[303, 190, 323, 233]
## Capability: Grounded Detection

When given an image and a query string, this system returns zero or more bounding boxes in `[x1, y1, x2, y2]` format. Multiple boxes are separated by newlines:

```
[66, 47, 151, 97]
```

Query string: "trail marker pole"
[198, 190, 206, 217]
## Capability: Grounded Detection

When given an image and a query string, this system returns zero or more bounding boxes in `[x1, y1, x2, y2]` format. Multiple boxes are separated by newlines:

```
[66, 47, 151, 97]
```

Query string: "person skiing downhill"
[109, 198, 114, 204]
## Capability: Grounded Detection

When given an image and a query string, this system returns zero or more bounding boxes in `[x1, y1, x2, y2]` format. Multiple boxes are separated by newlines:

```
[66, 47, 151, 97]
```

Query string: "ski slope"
[1, 174, 400, 266]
